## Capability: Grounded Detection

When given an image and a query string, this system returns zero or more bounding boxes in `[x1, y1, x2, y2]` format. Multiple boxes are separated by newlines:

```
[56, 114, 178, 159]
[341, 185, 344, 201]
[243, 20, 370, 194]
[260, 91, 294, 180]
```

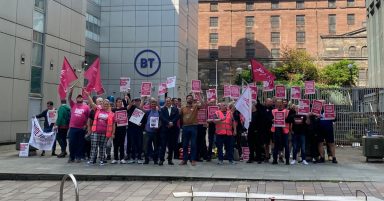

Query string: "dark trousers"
[196, 125, 207, 160]
[145, 132, 158, 162]
[84, 139, 91, 159]
[68, 128, 85, 161]
[235, 129, 242, 157]
[273, 128, 289, 162]
[57, 128, 68, 153]
[114, 127, 126, 160]
[159, 127, 178, 161]
[292, 133, 306, 160]
[247, 130, 257, 161]
[127, 126, 143, 160]
[182, 125, 197, 161]
[173, 127, 180, 159]
[207, 127, 215, 160]
[216, 134, 234, 161]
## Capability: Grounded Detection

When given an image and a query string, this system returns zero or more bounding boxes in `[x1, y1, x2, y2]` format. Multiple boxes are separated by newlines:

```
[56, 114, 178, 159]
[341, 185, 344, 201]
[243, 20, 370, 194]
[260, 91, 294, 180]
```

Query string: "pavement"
[0, 145, 383, 182]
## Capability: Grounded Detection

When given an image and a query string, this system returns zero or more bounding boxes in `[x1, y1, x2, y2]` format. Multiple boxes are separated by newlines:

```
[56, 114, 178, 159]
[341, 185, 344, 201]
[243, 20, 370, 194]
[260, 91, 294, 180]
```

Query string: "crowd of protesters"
[34, 87, 338, 166]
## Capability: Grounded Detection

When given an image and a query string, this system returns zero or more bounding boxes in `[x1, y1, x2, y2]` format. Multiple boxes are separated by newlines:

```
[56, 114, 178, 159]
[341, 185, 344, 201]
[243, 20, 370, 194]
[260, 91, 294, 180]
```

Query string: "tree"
[320, 60, 358, 86]
[235, 69, 252, 85]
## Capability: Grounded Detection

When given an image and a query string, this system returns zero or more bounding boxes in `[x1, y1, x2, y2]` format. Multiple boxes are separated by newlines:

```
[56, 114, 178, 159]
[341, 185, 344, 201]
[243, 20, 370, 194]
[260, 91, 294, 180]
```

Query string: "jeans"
[56, 128, 68, 153]
[216, 135, 234, 162]
[182, 125, 198, 161]
[114, 127, 126, 160]
[197, 125, 207, 160]
[159, 126, 178, 161]
[128, 126, 143, 160]
[292, 133, 306, 161]
[68, 128, 85, 161]
[207, 124, 215, 160]
[145, 132, 158, 162]
[273, 128, 289, 162]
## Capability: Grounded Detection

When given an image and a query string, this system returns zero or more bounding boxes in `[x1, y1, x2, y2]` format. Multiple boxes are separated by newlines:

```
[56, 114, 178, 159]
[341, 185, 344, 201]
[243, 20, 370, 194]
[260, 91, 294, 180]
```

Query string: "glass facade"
[86, 13, 100, 42]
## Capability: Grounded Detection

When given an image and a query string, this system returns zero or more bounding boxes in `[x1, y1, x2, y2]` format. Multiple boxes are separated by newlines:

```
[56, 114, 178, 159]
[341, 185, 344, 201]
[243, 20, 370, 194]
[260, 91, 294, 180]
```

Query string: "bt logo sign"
[134, 49, 161, 77]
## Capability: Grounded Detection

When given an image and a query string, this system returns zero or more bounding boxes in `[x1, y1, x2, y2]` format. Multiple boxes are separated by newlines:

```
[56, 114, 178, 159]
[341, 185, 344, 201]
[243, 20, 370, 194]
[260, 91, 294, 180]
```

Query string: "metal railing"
[173, 186, 382, 201]
[59, 174, 79, 201]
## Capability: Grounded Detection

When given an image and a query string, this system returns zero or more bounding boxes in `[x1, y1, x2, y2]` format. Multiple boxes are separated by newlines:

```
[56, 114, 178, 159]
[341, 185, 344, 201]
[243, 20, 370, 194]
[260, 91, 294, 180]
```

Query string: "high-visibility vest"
[92, 109, 114, 137]
[271, 109, 290, 134]
[215, 110, 233, 136]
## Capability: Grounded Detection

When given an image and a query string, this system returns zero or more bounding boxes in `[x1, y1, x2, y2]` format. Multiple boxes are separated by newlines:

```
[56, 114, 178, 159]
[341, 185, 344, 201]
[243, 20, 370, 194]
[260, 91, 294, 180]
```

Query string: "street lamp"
[236, 67, 243, 85]
[215, 59, 218, 94]
[348, 64, 353, 86]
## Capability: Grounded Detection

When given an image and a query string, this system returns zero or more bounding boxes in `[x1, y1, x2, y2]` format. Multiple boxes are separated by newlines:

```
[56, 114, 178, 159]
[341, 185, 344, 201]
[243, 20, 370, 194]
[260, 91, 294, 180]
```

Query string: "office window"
[246, 2, 254, 11]
[328, 14, 336, 34]
[271, 48, 280, 58]
[347, 0, 355, 7]
[210, 3, 218, 12]
[328, 0, 336, 8]
[34, 0, 45, 10]
[209, 33, 218, 43]
[296, 32, 306, 43]
[271, 0, 279, 9]
[246, 49, 255, 58]
[347, 14, 355, 25]
[296, 0, 305, 9]
[86, 13, 100, 42]
[271, 32, 280, 43]
[296, 15, 305, 26]
[210, 17, 218, 27]
[245, 16, 254, 27]
[271, 16, 280, 29]
[31, 1, 45, 95]
[349, 46, 357, 57]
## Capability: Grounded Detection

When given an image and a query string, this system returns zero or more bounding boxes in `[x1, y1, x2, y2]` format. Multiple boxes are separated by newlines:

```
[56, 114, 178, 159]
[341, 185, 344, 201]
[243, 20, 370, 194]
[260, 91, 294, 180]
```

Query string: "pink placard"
[191, 80, 201, 92]
[193, 92, 202, 101]
[141, 82, 152, 97]
[207, 106, 219, 120]
[274, 111, 286, 127]
[311, 100, 323, 115]
[275, 85, 286, 99]
[291, 86, 301, 100]
[197, 109, 207, 124]
[249, 85, 258, 101]
[223, 85, 231, 98]
[115, 110, 128, 127]
[305, 81, 316, 95]
[298, 99, 310, 115]
[230, 85, 240, 99]
[158, 82, 167, 96]
[324, 104, 335, 120]
[206, 89, 217, 101]
[263, 80, 274, 92]
[242, 147, 250, 161]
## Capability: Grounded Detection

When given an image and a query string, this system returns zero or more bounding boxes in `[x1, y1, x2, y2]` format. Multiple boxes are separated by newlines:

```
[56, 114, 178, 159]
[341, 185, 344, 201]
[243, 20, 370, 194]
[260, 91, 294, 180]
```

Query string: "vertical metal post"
[59, 174, 79, 201]
[190, 186, 194, 201]
[215, 59, 218, 104]
[245, 186, 250, 201]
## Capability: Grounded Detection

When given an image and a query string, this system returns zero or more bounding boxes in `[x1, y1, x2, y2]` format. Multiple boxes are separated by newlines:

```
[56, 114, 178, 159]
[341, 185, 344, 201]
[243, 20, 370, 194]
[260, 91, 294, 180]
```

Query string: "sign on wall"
[134, 49, 161, 77]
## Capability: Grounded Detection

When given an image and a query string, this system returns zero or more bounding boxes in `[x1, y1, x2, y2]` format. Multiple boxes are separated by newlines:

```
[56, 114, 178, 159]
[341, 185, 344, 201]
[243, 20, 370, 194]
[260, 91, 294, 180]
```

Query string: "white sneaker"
[111, 160, 118, 164]
[302, 160, 308, 165]
[120, 159, 127, 164]
[137, 159, 144, 164]
[127, 159, 135, 164]
[290, 160, 296, 165]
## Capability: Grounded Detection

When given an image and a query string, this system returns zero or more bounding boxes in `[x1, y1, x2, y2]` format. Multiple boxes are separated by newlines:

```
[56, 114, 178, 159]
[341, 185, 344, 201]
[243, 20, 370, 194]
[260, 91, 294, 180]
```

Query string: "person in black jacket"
[35, 101, 55, 156]
[158, 97, 180, 165]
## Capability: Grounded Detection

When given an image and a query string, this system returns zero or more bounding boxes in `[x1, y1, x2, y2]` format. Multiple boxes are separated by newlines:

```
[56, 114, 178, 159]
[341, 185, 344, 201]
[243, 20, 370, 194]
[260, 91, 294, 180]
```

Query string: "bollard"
[59, 174, 79, 201]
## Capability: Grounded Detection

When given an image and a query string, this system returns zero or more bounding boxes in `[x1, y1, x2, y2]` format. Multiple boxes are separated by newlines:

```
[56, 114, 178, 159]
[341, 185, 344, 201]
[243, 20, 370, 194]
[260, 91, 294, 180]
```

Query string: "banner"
[129, 108, 145, 126]
[197, 109, 207, 124]
[298, 99, 310, 115]
[291, 86, 301, 100]
[150, 117, 159, 128]
[206, 89, 217, 101]
[275, 85, 286, 99]
[230, 85, 240, 99]
[29, 118, 56, 151]
[119, 77, 131, 92]
[263, 80, 274, 92]
[273, 111, 286, 127]
[115, 110, 128, 127]
[223, 85, 231, 98]
[305, 80, 316, 95]
[191, 80, 201, 92]
[235, 87, 252, 129]
[207, 106, 219, 120]
[47, 110, 57, 125]
[141, 82, 152, 97]
[324, 104, 336, 120]
[158, 82, 167, 96]
[166, 76, 176, 88]
[249, 85, 258, 101]
[19, 143, 29, 157]
[312, 100, 323, 115]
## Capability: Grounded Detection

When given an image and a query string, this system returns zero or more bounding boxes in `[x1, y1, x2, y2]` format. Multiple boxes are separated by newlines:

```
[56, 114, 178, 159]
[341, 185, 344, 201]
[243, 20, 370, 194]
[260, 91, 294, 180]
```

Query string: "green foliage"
[320, 59, 358, 86]
[235, 69, 252, 85]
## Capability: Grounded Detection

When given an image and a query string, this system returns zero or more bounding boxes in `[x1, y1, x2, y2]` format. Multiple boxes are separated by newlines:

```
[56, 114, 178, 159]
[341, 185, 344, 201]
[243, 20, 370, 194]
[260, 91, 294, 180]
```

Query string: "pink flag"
[250, 59, 275, 81]
[57, 57, 78, 100]
[84, 58, 104, 95]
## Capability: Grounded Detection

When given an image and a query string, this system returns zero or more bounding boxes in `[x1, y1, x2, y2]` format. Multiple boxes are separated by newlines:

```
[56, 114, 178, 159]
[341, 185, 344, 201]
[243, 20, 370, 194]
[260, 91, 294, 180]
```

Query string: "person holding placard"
[142, 98, 161, 165]
[34, 101, 56, 157]
[126, 97, 144, 164]
[318, 109, 338, 164]
[271, 99, 291, 165]
[111, 98, 128, 164]
[287, 105, 309, 165]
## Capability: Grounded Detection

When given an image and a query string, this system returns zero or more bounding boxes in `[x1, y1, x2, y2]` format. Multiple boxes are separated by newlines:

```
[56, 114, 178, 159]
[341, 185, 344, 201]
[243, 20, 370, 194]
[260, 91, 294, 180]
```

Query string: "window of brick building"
[209, 33, 218, 43]
[210, 17, 218, 27]
[246, 49, 255, 58]
[246, 16, 255, 27]
[296, 0, 305, 9]
[271, 0, 279, 9]
[296, 32, 305, 43]
[246, 2, 254, 11]
[361, 46, 368, 57]
[328, 0, 336, 8]
[349, 46, 357, 57]
[347, 14, 355, 25]
[347, 0, 355, 7]
[246, 32, 255, 44]
[271, 48, 280, 58]
[359, 69, 367, 81]
[271, 32, 280, 43]
[271, 15, 280, 29]
[296, 15, 305, 26]
[328, 14, 336, 34]
[210, 2, 218, 12]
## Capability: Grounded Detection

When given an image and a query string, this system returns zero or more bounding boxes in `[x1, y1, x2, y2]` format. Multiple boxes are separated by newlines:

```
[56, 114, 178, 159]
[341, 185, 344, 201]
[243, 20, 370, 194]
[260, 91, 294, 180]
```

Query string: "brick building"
[198, 0, 367, 91]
